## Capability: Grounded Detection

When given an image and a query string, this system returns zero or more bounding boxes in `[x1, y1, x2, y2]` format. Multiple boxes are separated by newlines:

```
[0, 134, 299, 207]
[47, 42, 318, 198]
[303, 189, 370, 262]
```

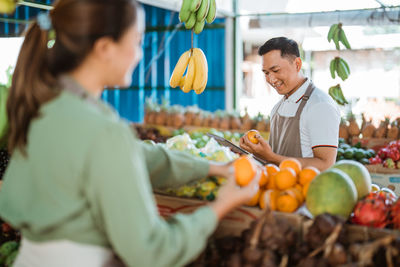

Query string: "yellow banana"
[192, 48, 208, 93]
[183, 54, 195, 93]
[179, 76, 186, 89]
[169, 50, 190, 88]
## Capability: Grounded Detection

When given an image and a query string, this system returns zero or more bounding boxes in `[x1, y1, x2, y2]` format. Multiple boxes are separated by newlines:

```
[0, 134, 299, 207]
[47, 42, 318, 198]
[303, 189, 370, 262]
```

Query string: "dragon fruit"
[351, 192, 391, 228]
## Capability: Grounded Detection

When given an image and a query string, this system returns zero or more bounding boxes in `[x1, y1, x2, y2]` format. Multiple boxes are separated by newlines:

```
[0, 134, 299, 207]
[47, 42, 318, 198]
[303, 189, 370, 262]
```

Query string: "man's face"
[261, 50, 301, 95]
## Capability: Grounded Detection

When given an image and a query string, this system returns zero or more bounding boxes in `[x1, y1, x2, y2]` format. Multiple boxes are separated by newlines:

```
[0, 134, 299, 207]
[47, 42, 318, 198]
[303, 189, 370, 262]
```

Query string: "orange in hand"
[298, 166, 320, 185]
[279, 158, 302, 175]
[246, 190, 261, 206]
[275, 168, 297, 190]
[233, 155, 257, 186]
[259, 167, 269, 187]
[259, 189, 280, 211]
[247, 130, 260, 144]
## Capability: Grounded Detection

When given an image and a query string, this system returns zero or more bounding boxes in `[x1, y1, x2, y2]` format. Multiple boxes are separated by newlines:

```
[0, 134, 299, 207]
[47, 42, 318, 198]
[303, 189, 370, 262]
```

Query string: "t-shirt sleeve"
[304, 102, 340, 149]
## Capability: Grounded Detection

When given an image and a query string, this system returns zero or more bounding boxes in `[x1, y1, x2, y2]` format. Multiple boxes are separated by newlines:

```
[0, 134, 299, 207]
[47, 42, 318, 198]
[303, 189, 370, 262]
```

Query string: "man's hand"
[239, 133, 273, 160]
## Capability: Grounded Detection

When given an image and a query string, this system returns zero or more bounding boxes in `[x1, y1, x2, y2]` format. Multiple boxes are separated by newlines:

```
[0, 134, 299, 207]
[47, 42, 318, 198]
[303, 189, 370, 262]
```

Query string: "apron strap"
[295, 82, 315, 119]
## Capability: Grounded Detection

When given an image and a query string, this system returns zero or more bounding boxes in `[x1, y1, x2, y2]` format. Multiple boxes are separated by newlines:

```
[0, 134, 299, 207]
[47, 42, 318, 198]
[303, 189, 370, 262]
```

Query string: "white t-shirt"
[269, 79, 340, 157]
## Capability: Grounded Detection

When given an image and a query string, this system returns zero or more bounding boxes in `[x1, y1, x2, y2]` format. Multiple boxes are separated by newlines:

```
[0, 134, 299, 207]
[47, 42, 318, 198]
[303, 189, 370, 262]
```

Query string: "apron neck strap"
[295, 82, 315, 118]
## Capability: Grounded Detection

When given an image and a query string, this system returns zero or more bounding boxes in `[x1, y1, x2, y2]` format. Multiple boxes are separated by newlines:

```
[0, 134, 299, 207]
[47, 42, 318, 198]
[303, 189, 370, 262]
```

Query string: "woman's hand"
[209, 162, 261, 220]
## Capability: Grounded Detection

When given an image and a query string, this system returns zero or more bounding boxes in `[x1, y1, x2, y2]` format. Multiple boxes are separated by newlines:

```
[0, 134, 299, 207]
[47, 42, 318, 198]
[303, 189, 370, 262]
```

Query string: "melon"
[333, 160, 371, 200]
[306, 169, 357, 219]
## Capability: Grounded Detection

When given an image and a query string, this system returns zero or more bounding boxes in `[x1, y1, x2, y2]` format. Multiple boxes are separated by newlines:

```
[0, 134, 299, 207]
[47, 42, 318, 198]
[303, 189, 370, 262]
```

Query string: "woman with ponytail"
[0, 0, 260, 266]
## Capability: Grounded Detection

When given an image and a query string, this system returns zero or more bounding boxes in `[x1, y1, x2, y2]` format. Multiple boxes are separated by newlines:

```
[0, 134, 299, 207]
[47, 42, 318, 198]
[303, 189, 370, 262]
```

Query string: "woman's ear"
[92, 36, 115, 62]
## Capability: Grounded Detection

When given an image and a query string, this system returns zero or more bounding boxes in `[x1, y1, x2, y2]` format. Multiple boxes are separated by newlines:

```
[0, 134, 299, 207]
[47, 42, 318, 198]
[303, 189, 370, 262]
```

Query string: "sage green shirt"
[0, 79, 217, 267]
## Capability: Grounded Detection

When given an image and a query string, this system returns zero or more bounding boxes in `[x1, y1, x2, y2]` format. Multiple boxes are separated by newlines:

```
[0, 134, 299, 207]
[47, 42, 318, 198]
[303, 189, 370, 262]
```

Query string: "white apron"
[13, 238, 125, 267]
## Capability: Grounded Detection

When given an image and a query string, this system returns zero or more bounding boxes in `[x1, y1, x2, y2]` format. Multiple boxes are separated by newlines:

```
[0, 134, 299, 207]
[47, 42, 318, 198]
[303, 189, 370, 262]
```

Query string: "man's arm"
[240, 135, 337, 171]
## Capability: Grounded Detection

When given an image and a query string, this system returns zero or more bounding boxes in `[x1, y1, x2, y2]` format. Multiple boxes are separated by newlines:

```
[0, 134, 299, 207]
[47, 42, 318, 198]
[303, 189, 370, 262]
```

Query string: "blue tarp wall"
[0, 2, 226, 123]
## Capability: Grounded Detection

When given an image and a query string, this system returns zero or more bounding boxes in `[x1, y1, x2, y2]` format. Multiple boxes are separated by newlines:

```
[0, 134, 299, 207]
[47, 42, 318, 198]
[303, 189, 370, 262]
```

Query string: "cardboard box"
[366, 165, 400, 194]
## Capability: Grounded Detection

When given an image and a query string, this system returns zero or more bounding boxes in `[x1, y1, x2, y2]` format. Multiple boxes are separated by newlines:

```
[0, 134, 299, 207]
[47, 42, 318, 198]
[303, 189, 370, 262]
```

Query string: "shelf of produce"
[351, 137, 395, 151]
[135, 123, 270, 140]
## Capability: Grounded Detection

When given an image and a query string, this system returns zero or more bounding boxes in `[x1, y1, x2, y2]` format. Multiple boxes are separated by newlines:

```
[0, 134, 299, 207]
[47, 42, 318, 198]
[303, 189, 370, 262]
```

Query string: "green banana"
[196, 0, 210, 22]
[194, 19, 205, 34]
[340, 58, 350, 75]
[329, 59, 336, 79]
[339, 28, 351, 49]
[179, 0, 192, 22]
[206, 0, 216, 23]
[190, 0, 201, 12]
[333, 26, 341, 50]
[184, 12, 196, 29]
[329, 84, 348, 105]
[0, 241, 18, 264]
[327, 24, 338, 42]
[337, 58, 349, 81]
[4, 250, 18, 267]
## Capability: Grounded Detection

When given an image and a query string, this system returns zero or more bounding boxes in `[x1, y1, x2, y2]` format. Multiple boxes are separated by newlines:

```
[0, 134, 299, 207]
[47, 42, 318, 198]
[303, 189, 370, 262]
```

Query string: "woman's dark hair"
[7, 0, 139, 154]
[258, 37, 300, 60]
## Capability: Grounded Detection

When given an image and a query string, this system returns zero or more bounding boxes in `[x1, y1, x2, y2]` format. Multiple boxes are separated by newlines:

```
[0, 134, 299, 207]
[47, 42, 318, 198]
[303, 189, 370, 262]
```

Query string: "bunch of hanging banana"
[0, 0, 16, 14]
[330, 57, 350, 81]
[169, 48, 208, 95]
[179, 0, 216, 34]
[327, 23, 351, 50]
[329, 84, 348, 106]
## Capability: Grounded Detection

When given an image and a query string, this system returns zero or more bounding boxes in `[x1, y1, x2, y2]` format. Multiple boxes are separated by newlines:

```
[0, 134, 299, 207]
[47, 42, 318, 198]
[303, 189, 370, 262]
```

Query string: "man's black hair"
[258, 37, 300, 60]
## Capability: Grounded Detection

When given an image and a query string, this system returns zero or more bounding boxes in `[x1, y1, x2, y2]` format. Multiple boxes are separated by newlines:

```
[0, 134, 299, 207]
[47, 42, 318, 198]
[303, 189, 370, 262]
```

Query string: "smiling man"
[240, 37, 340, 171]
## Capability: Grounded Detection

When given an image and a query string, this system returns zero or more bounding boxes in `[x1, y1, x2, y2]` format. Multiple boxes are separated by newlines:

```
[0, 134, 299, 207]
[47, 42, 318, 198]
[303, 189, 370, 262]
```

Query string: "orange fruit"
[266, 164, 280, 176]
[266, 172, 277, 190]
[259, 167, 269, 187]
[277, 193, 299, 213]
[247, 130, 260, 144]
[275, 168, 297, 190]
[246, 190, 261, 206]
[302, 182, 310, 198]
[279, 158, 302, 175]
[295, 183, 303, 193]
[259, 189, 280, 210]
[285, 187, 304, 204]
[233, 156, 256, 186]
[299, 166, 320, 185]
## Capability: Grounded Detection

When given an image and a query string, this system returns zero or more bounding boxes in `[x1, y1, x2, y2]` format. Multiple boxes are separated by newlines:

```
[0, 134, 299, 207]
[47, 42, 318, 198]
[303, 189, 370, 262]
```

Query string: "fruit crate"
[351, 137, 395, 151]
[366, 164, 400, 195]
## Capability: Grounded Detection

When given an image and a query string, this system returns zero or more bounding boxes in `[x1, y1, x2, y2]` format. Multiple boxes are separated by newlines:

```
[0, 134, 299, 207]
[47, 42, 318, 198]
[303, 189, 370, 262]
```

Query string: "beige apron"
[269, 82, 315, 157]
[14, 76, 125, 267]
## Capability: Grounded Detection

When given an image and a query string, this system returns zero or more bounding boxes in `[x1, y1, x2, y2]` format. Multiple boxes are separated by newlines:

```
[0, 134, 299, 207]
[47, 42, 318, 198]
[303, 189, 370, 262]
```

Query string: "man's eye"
[273, 69, 279, 73]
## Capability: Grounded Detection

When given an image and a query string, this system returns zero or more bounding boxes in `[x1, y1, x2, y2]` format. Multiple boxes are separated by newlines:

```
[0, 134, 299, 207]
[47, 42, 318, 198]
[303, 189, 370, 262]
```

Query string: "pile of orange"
[257, 158, 320, 213]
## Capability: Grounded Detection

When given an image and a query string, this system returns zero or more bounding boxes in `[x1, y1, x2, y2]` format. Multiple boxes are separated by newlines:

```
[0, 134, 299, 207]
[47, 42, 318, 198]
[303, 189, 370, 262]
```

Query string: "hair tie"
[37, 12, 56, 49]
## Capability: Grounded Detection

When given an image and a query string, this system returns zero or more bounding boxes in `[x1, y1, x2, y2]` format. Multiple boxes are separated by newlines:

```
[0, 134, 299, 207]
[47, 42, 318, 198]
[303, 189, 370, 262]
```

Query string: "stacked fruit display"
[337, 138, 375, 164]
[340, 113, 400, 141]
[188, 212, 400, 267]
[234, 155, 319, 212]
[369, 140, 400, 168]
[144, 100, 271, 132]
[179, 0, 216, 34]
